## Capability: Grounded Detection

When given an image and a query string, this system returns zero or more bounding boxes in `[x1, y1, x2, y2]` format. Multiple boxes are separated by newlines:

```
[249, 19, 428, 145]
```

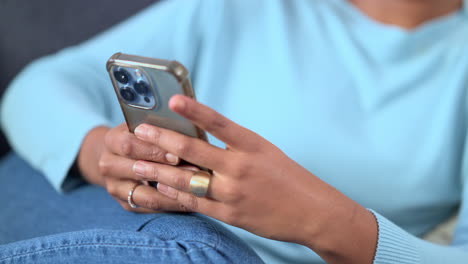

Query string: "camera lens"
[120, 88, 135, 102]
[114, 69, 131, 84]
[134, 81, 149, 95]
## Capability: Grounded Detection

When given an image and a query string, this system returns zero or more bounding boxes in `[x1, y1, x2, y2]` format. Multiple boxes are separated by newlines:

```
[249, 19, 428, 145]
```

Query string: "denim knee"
[0, 228, 218, 264]
[0, 153, 263, 263]
[137, 213, 264, 263]
[0, 216, 263, 264]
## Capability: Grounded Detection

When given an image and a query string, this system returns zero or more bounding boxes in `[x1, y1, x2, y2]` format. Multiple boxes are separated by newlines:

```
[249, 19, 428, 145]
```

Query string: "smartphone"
[106, 52, 207, 141]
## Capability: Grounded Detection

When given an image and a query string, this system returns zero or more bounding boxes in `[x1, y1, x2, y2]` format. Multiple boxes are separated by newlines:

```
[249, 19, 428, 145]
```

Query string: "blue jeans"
[0, 153, 263, 263]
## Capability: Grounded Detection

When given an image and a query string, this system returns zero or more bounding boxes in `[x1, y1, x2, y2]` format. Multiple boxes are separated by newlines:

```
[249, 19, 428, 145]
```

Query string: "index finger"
[169, 95, 263, 152]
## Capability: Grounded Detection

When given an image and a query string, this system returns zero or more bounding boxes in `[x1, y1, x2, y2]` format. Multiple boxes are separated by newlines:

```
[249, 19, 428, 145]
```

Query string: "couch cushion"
[0, 0, 159, 157]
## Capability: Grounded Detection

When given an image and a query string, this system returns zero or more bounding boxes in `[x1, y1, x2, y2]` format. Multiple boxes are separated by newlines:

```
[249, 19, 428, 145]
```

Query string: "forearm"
[0, 56, 113, 192]
[298, 183, 468, 264]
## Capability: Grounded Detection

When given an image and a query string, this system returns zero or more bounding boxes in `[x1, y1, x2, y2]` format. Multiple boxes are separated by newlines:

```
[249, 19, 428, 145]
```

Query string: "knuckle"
[182, 195, 198, 211]
[106, 184, 118, 197]
[141, 197, 161, 210]
[174, 139, 192, 157]
[98, 159, 111, 176]
[237, 154, 256, 177]
[220, 184, 241, 202]
[149, 165, 159, 181]
[120, 138, 133, 156]
[174, 174, 189, 191]
[229, 160, 249, 179]
[148, 127, 161, 145]
[229, 165, 243, 179]
[104, 131, 113, 148]
[147, 147, 164, 162]
[178, 203, 190, 212]
[205, 114, 229, 132]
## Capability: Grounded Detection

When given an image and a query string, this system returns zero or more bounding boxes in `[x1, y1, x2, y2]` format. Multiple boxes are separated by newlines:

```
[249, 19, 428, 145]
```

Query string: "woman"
[1, 0, 468, 263]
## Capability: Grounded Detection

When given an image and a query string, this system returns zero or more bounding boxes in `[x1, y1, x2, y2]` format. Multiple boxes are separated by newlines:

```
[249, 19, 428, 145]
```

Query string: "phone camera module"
[120, 87, 135, 102]
[114, 69, 131, 84]
[134, 81, 149, 95]
[112, 65, 157, 109]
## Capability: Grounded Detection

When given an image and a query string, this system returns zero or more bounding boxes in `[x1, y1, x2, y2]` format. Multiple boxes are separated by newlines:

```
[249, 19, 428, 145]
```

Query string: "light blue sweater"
[2, 0, 468, 263]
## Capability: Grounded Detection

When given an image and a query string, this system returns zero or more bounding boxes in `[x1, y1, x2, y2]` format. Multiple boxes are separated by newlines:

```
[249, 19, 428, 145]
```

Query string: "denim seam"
[198, 217, 221, 252]
[136, 214, 221, 252]
[0, 241, 212, 261]
[136, 215, 162, 232]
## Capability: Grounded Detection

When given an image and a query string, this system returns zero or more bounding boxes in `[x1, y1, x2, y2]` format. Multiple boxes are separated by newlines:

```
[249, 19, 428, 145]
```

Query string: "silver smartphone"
[106, 52, 207, 141]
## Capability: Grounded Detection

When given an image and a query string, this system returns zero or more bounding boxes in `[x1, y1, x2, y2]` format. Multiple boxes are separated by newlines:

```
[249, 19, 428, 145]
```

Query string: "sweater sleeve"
[0, 0, 209, 193]
[368, 209, 468, 264]
[368, 182, 468, 263]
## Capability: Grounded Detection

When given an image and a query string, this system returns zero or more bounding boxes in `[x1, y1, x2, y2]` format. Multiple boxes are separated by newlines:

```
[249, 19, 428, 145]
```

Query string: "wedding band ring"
[127, 183, 140, 209]
[189, 171, 211, 197]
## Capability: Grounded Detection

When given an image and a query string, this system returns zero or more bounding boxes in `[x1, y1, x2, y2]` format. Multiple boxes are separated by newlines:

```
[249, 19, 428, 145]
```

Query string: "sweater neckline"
[334, 0, 467, 38]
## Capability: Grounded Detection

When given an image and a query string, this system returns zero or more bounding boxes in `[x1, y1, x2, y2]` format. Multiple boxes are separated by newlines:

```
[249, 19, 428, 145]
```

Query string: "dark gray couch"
[0, 0, 159, 157]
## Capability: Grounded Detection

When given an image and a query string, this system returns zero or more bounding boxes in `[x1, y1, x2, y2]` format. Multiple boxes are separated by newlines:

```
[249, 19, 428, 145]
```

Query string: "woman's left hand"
[132, 95, 377, 263]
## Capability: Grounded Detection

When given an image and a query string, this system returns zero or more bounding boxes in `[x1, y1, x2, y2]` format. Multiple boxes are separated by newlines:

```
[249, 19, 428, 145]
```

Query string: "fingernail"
[157, 183, 177, 199]
[134, 125, 147, 139]
[157, 182, 167, 192]
[133, 162, 146, 177]
[165, 153, 179, 165]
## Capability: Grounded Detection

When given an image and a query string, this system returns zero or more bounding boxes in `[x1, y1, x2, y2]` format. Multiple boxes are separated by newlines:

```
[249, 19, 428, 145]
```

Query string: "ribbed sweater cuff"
[368, 209, 421, 264]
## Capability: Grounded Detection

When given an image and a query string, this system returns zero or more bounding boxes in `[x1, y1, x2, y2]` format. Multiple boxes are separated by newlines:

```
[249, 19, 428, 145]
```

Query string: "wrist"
[299, 183, 378, 264]
[77, 126, 110, 186]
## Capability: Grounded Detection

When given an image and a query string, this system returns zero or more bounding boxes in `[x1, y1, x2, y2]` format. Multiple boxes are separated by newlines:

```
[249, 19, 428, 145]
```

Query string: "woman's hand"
[132, 95, 378, 264]
[77, 123, 192, 213]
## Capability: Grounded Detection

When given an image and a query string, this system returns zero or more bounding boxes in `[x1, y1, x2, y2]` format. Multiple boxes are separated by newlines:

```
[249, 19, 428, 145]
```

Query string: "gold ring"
[189, 170, 211, 197]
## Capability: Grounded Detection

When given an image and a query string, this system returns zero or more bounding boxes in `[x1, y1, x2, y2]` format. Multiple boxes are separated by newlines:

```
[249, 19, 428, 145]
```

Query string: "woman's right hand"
[77, 123, 190, 213]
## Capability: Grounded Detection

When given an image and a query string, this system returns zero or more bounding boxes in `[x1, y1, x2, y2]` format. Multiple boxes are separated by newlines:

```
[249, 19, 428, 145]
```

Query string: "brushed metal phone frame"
[107, 52, 207, 141]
